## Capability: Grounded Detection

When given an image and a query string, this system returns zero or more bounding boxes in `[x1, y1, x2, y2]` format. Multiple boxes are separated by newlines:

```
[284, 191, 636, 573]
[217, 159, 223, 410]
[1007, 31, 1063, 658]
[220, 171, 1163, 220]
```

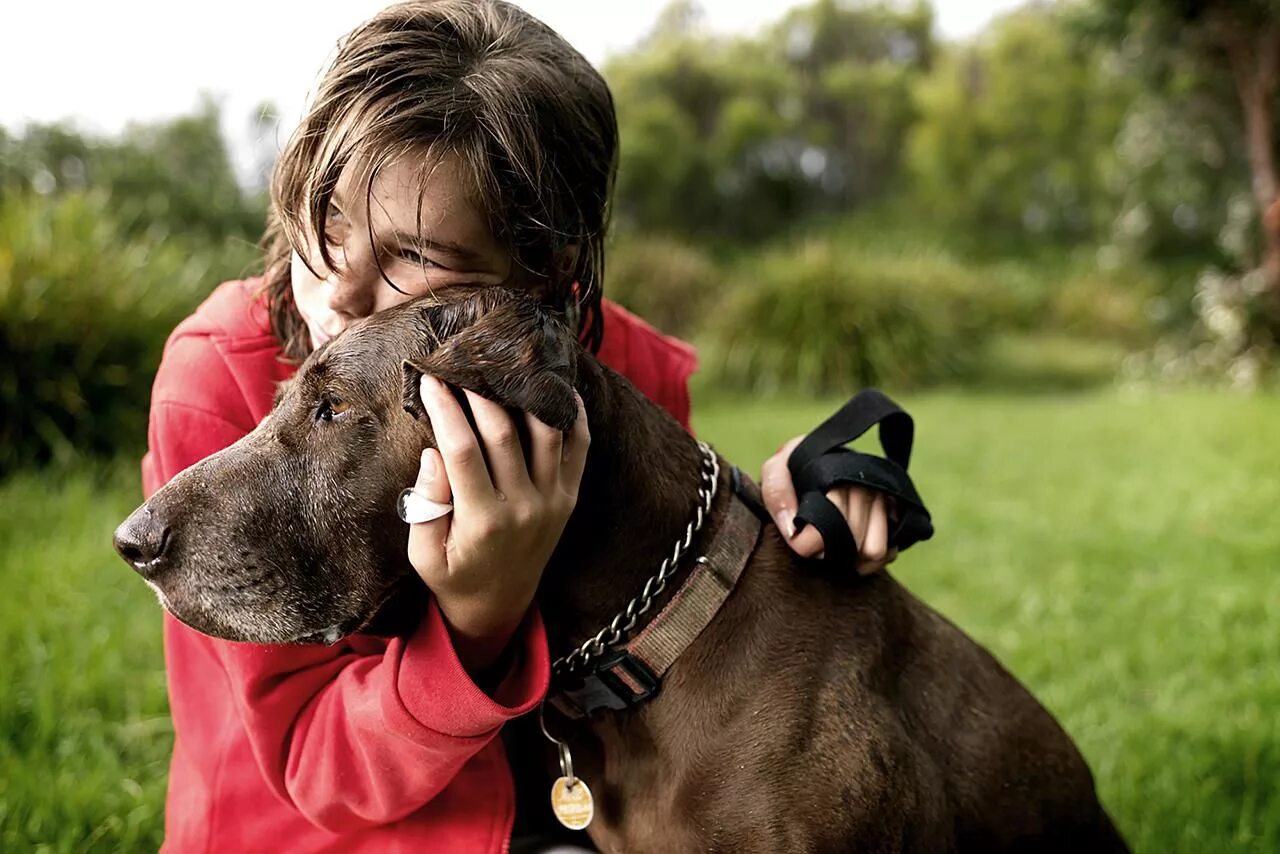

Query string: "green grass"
[0, 460, 169, 852]
[2, 390, 1277, 851]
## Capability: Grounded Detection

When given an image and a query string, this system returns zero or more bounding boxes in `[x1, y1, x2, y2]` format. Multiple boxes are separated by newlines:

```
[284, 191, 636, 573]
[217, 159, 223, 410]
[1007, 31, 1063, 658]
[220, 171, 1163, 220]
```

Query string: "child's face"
[291, 152, 515, 350]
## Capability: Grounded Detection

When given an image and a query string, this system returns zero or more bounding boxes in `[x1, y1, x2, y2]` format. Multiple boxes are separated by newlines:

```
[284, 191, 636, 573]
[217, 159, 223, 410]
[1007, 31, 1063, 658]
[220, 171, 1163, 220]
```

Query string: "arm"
[211, 598, 546, 829]
[147, 335, 549, 832]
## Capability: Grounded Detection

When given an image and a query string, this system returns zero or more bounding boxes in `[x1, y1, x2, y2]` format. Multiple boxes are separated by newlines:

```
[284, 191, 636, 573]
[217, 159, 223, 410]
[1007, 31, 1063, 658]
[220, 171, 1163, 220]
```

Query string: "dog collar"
[548, 452, 765, 719]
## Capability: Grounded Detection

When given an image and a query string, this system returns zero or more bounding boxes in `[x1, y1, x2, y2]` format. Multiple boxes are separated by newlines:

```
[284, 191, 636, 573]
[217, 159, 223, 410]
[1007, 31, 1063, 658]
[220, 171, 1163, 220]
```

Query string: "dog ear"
[401, 292, 580, 432]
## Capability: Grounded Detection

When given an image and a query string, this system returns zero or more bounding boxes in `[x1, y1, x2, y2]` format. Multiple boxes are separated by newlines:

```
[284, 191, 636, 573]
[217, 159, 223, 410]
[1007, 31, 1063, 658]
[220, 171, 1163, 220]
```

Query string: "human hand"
[761, 436, 898, 574]
[406, 374, 590, 676]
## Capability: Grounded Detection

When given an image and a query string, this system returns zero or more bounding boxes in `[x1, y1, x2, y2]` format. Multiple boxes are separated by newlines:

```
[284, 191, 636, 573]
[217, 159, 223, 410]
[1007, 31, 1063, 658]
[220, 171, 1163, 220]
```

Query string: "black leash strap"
[786, 389, 933, 566]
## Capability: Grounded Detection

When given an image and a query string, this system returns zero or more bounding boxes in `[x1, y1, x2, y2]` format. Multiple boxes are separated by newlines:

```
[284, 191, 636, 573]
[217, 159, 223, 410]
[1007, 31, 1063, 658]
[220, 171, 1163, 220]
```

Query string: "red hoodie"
[141, 280, 697, 853]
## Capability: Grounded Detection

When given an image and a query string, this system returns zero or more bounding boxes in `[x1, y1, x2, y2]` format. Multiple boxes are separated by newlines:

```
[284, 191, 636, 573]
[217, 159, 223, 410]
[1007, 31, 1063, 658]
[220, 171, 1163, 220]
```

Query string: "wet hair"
[259, 0, 617, 361]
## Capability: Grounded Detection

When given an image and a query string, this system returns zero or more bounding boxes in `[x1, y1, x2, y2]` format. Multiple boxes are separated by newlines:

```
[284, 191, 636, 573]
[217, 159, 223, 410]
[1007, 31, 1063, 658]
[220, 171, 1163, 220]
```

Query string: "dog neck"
[537, 356, 722, 665]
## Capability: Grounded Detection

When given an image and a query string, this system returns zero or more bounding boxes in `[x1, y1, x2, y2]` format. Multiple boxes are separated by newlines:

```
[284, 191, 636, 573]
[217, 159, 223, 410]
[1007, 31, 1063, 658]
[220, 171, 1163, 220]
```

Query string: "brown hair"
[260, 0, 617, 362]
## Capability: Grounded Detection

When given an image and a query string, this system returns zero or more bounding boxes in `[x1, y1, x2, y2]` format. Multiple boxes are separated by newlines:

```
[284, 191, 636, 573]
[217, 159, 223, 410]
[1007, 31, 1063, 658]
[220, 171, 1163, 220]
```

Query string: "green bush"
[0, 191, 259, 472]
[1047, 265, 1156, 345]
[605, 234, 724, 337]
[707, 240, 989, 393]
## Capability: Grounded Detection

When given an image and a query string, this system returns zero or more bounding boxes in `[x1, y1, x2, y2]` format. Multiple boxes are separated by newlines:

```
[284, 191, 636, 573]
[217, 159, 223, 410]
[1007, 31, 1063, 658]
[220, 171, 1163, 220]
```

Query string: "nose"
[113, 505, 172, 578]
[325, 246, 379, 319]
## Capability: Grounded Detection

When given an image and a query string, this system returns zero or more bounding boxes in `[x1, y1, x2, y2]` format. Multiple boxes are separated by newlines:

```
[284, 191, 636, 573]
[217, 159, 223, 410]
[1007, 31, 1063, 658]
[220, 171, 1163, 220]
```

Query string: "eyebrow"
[329, 188, 484, 263]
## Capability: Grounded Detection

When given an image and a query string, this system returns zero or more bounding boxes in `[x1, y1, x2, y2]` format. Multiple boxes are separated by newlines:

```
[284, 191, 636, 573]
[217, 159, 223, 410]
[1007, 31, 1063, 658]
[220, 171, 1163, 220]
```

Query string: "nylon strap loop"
[786, 389, 933, 566]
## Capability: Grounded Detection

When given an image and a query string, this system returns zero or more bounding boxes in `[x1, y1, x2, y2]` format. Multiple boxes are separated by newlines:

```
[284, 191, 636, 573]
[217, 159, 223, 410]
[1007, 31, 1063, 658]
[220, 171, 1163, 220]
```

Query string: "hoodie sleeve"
[146, 329, 549, 833]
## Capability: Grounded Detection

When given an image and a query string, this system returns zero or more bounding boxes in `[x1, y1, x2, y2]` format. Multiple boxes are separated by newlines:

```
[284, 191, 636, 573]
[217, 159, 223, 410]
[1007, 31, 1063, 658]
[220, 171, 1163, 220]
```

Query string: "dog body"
[116, 291, 1126, 852]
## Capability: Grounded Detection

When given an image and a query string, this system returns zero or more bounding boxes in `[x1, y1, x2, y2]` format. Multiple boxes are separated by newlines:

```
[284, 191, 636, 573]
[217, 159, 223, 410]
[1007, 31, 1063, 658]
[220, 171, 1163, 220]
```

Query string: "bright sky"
[2, 0, 1024, 179]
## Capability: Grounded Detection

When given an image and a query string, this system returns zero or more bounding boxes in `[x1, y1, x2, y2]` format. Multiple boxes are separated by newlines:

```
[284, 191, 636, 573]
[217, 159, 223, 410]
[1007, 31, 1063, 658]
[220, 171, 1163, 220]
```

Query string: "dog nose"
[113, 506, 172, 578]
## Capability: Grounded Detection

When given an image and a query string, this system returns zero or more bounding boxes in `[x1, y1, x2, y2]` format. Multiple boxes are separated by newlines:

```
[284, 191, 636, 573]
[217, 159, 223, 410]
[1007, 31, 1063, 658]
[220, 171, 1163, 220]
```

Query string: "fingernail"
[779, 509, 795, 539]
[420, 374, 442, 398]
[420, 449, 437, 481]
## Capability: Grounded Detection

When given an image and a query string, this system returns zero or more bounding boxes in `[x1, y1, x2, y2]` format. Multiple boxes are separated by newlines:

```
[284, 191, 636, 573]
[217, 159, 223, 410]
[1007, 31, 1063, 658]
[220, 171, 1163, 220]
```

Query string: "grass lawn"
[1, 389, 1276, 851]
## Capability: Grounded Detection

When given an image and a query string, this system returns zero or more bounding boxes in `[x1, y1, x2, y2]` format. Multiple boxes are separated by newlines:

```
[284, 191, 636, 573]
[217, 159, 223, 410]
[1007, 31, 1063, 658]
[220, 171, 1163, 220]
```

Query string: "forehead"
[334, 151, 497, 251]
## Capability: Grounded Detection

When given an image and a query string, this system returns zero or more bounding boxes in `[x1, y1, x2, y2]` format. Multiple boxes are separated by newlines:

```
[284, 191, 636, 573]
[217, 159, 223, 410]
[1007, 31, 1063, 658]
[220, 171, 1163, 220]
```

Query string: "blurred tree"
[907, 4, 1133, 243]
[1083, 0, 1280, 324]
[0, 102, 269, 467]
[606, 0, 934, 241]
[0, 96, 265, 248]
[0, 190, 258, 471]
[770, 0, 933, 206]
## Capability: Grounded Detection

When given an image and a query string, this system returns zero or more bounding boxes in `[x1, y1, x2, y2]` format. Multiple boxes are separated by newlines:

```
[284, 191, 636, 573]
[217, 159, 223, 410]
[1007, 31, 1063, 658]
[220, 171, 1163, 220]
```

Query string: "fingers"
[803, 486, 869, 562]
[773, 476, 900, 573]
[859, 493, 889, 574]
[524, 392, 588, 501]
[525, 409, 564, 494]
[841, 487, 871, 561]
[464, 389, 529, 498]
[787, 518, 826, 558]
[761, 436, 804, 538]
[559, 392, 590, 501]
[419, 375, 494, 506]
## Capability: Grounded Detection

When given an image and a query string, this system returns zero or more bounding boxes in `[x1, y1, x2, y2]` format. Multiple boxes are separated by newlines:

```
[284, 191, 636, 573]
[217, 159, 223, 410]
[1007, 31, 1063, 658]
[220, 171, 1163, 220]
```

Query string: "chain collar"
[551, 441, 720, 679]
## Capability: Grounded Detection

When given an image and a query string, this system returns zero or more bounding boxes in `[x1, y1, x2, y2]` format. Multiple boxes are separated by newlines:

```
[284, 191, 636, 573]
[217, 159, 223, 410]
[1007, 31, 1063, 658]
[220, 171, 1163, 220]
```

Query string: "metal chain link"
[552, 441, 720, 679]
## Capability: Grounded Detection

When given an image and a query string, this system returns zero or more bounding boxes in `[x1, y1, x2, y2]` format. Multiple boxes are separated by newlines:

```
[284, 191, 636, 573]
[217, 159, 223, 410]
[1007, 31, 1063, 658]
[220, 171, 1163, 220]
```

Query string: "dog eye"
[316, 397, 351, 423]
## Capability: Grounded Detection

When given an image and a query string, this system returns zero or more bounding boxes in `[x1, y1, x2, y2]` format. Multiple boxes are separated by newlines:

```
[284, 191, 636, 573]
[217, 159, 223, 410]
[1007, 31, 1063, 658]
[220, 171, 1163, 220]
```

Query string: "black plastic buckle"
[555, 650, 661, 718]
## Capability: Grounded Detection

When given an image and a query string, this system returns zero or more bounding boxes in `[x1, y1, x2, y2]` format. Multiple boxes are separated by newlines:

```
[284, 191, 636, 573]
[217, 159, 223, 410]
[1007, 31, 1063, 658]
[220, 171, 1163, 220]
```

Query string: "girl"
[141, 1, 899, 850]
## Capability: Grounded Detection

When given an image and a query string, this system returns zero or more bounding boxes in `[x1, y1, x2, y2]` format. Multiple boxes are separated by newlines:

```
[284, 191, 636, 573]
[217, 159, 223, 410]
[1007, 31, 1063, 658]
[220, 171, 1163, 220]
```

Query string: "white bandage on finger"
[396, 487, 454, 525]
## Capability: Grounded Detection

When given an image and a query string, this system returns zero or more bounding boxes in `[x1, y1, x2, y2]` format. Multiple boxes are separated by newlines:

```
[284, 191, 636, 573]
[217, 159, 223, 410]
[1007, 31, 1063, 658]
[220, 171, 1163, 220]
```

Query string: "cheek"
[290, 252, 325, 306]
[290, 253, 322, 307]
[373, 280, 419, 314]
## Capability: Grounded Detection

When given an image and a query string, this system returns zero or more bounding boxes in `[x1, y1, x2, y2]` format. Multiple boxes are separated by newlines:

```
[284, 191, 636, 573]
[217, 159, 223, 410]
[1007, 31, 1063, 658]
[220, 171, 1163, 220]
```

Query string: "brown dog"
[115, 289, 1127, 852]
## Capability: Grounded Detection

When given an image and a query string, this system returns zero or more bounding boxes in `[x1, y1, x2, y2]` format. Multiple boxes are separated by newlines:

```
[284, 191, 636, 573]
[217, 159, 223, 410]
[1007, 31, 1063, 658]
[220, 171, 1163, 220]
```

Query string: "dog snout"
[113, 505, 172, 578]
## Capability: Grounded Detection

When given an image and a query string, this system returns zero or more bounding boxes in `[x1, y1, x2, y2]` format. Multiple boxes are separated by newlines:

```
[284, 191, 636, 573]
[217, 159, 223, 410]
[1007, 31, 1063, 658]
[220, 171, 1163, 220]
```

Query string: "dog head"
[113, 288, 578, 644]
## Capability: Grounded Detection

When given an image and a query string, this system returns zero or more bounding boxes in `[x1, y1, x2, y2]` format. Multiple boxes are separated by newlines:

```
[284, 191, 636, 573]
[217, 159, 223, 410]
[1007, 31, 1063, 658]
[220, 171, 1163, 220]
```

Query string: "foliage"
[0, 100, 267, 469]
[906, 5, 1133, 242]
[1068, 2, 1252, 263]
[606, 0, 934, 240]
[767, 0, 934, 205]
[0, 98, 266, 247]
[707, 240, 990, 393]
[1044, 261, 1167, 343]
[0, 191, 258, 471]
[1105, 92, 1246, 263]
[1123, 265, 1276, 389]
[605, 234, 725, 337]
[789, 210, 1161, 342]
[1075, 0, 1280, 364]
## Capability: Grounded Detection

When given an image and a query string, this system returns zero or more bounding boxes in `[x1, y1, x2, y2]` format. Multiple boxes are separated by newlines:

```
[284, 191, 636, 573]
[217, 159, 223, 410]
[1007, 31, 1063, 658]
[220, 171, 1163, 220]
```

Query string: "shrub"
[707, 240, 989, 394]
[1047, 265, 1156, 345]
[0, 191, 259, 472]
[605, 234, 724, 337]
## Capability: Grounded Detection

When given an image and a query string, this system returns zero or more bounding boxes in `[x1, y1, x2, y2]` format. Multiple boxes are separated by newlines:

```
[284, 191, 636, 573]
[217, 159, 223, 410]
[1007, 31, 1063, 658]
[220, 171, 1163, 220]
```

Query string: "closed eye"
[396, 247, 444, 270]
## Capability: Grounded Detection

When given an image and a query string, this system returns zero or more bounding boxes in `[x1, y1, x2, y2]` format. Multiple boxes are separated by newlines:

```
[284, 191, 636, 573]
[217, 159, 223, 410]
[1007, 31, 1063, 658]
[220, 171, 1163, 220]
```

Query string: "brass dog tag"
[551, 775, 594, 830]
[540, 701, 594, 830]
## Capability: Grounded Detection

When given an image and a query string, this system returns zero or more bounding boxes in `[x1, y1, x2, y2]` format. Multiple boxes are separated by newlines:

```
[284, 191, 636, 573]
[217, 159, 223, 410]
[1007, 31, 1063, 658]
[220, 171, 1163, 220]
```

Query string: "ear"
[401, 294, 580, 431]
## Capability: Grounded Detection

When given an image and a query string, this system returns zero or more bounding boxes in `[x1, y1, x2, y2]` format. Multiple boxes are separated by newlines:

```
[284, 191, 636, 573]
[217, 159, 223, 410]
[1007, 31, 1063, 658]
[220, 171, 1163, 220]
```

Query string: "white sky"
[2, 0, 1024, 180]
